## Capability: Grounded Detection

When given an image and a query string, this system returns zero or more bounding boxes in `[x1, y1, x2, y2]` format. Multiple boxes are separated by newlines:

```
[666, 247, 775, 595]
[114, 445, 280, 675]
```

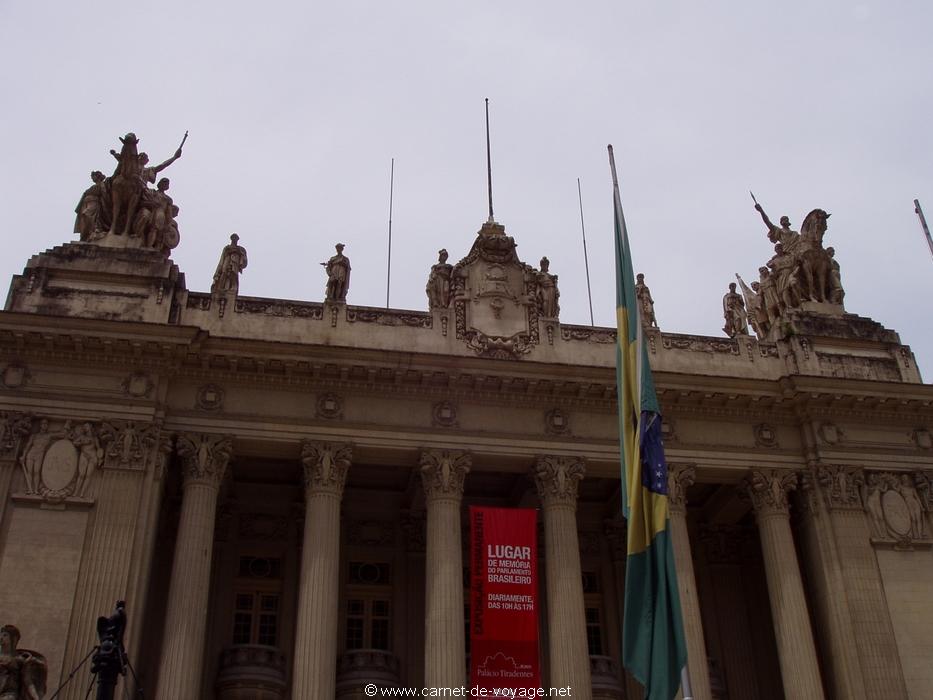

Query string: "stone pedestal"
[419, 449, 470, 689]
[291, 441, 351, 699]
[155, 434, 232, 700]
[532, 455, 592, 700]
[743, 469, 824, 700]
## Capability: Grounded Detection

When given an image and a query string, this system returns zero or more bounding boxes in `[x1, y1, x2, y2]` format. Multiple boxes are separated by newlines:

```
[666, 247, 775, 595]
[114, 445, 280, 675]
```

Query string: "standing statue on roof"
[634, 273, 658, 329]
[722, 282, 749, 337]
[535, 256, 560, 318]
[212, 234, 249, 296]
[322, 243, 351, 302]
[426, 249, 453, 309]
[752, 193, 800, 253]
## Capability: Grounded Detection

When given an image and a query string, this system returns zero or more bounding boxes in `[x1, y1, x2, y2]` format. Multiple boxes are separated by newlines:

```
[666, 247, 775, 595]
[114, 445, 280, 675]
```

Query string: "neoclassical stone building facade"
[1, 206, 932, 699]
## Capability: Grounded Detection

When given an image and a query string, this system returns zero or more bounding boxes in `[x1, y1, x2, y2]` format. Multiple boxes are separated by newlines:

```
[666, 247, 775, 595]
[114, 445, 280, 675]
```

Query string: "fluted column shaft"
[292, 441, 351, 699]
[743, 470, 824, 700]
[533, 456, 591, 700]
[667, 465, 712, 700]
[420, 449, 470, 689]
[155, 434, 233, 700]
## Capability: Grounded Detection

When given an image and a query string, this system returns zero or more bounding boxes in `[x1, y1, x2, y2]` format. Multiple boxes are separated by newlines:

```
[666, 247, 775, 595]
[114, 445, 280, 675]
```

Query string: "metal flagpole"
[485, 98, 494, 222]
[386, 158, 395, 308]
[681, 665, 695, 700]
[914, 199, 933, 261]
[577, 178, 595, 326]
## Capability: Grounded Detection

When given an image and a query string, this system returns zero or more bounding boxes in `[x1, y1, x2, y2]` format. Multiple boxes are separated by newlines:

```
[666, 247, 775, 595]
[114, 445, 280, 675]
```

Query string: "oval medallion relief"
[41, 439, 78, 492]
[882, 490, 911, 538]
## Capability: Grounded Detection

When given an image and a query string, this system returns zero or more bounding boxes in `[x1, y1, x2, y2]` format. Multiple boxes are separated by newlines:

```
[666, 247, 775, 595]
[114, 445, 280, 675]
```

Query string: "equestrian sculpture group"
[74, 132, 187, 256]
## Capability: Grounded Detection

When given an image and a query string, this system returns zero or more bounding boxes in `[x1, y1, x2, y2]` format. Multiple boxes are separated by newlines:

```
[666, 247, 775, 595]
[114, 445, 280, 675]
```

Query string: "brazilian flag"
[610, 146, 687, 700]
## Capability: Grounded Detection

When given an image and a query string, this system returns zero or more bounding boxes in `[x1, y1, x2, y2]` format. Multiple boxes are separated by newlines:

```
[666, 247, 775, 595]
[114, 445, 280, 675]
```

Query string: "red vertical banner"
[469, 506, 540, 691]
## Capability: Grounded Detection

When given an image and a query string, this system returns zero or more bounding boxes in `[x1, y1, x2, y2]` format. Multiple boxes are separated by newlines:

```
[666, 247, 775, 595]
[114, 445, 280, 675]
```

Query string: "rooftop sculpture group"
[730, 197, 845, 340]
[74, 132, 186, 256]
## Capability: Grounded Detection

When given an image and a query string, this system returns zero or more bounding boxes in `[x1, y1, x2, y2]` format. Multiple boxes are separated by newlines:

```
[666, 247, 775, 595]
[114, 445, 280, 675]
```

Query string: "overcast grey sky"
[2, 1, 931, 376]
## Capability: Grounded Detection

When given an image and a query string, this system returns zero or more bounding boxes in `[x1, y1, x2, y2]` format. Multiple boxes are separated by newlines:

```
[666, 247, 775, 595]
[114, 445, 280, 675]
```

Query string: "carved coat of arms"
[451, 222, 540, 359]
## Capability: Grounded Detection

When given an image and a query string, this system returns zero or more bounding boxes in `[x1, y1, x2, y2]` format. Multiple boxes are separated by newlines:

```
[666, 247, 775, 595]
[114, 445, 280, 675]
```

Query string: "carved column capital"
[914, 470, 933, 512]
[603, 519, 627, 561]
[176, 433, 233, 488]
[815, 465, 865, 511]
[741, 469, 797, 517]
[300, 441, 351, 497]
[419, 449, 470, 502]
[532, 455, 585, 509]
[667, 463, 696, 513]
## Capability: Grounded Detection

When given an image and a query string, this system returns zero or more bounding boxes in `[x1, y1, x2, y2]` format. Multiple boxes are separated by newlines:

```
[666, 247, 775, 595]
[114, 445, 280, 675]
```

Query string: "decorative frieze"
[238, 513, 288, 541]
[419, 449, 470, 501]
[431, 401, 458, 428]
[195, 384, 225, 411]
[741, 469, 797, 516]
[864, 471, 928, 547]
[176, 433, 233, 487]
[532, 455, 585, 508]
[300, 441, 351, 496]
[544, 408, 570, 435]
[346, 307, 432, 328]
[316, 393, 343, 420]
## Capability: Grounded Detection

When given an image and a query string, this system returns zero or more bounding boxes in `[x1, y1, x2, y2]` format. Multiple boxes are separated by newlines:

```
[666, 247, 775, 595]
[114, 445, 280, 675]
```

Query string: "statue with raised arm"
[212, 234, 249, 296]
[0, 625, 47, 699]
[634, 273, 658, 329]
[425, 249, 453, 309]
[722, 282, 749, 337]
[106, 131, 185, 238]
[322, 243, 351, 302]
[753, 196, 800, 253]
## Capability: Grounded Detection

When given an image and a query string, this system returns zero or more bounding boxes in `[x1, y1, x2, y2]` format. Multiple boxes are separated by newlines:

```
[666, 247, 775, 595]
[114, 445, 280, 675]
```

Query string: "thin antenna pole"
[914, 199, 933, 261]
[577, 178, 595, 326]
[386, 158, 395, 308]
[485, 98, 494, 222]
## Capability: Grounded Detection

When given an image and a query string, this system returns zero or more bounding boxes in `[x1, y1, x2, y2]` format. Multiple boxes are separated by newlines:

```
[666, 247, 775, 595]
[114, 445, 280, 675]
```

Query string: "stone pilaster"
[292, 441, 351, 700]
[0, 412, 31, 525]
[59, 422, 164, 700]
[155, 433, 233, 700]
[796, 468, 868, 700]
[741, 469, 824, 700]
[533, 455, 592, 700]
[419, 449, 470, 689]
[666, 465, 712, 700]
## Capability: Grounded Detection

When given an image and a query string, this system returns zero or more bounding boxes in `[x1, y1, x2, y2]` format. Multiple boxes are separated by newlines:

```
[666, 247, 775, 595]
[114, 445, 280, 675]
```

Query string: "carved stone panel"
[864, 471, 929, 548]
[316, 393, 343, 420]
[18, 418, 102, 502]
[431, 401, 458, 428]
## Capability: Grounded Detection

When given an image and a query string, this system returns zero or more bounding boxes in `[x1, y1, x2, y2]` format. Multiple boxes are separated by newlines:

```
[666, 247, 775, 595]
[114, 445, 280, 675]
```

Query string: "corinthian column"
[667, 465, 712, 700]
[155, 433, 233, 700]
[292, 441, 351, 700]
[742, 469, 824, 700]
[532, 455, 592, 700]
[419, 448, 470, 689]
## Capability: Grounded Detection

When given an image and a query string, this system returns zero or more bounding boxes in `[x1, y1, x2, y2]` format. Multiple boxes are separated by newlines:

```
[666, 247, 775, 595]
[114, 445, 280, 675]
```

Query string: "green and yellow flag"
[609, 145, 687, 700]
